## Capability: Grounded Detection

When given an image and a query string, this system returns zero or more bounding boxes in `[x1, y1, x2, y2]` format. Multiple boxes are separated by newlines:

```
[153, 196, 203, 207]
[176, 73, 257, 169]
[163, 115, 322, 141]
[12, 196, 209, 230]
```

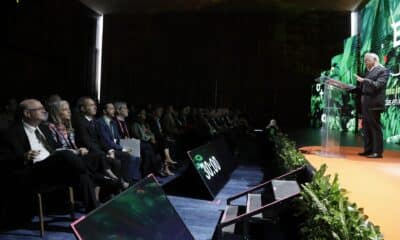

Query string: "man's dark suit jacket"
[96, 117, 123, 151]
[0, 122, 59, 173]
[72, 113, 110, 154]
[0, 120, 98, 224]
[0, 121, 61, 227]
[361, 65, 389, 110]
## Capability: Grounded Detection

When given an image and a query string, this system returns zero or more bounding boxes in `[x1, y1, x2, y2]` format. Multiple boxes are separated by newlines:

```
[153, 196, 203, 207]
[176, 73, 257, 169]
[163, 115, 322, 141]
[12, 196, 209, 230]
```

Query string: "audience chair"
[34, 185, 75, 237]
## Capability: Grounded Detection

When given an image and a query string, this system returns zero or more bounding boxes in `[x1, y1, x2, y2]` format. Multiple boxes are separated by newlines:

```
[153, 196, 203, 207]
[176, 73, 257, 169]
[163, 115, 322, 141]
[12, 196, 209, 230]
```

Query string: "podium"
[319, 77, 355, 157]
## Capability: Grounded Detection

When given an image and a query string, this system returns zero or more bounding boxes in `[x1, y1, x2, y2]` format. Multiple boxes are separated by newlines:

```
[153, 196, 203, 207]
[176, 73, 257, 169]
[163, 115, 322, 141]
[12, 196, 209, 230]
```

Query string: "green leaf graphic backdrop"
[311, 0, 400, 141]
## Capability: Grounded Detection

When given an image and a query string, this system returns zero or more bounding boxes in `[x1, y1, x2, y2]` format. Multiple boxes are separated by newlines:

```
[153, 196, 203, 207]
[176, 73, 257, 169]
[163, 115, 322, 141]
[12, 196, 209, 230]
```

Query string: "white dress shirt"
[85, 115, 93, 122]
[104, 116, 117, 143]
[23, 121, 50, 163]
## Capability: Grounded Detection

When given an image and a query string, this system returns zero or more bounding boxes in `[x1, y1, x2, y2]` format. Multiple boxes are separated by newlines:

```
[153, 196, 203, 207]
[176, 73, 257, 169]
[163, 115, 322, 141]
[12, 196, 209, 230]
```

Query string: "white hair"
[364, 52, 380, 63]
[114, 101, 127, 110]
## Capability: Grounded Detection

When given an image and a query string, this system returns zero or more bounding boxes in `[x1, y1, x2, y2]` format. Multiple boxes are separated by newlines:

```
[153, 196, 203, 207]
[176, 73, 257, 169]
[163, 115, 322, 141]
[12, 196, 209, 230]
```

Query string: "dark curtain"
[101, 11, 348, 127]
[3, 0, 98, 105]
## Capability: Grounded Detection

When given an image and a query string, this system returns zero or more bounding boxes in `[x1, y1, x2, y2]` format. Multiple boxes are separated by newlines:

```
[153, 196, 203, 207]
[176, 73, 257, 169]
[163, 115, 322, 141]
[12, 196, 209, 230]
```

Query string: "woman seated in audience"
[131, 108, 175, 176]
[162, 105, 184, 140]
[47, 100, 125, 200]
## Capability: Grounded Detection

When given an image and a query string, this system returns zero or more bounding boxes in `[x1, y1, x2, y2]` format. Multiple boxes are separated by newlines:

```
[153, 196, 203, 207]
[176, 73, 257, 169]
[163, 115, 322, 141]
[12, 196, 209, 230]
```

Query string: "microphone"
[314, 76, 329, 83]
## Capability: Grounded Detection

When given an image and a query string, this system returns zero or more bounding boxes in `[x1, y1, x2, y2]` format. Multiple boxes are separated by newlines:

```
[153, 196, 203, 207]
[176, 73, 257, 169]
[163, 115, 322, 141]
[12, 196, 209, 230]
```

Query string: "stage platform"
[301, 145, 400, 240]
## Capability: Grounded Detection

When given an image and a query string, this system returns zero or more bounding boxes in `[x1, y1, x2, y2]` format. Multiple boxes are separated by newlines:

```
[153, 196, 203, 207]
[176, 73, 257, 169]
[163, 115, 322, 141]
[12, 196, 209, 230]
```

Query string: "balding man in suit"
[355, 53, 389, 158]
[0, 99, 98, 216]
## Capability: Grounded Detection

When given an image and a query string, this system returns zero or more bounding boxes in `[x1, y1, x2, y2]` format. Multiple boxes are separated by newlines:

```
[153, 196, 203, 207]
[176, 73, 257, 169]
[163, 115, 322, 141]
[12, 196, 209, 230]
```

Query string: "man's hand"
[78, 147, 89, 155]
[106, 149, 115, 159]
[122, 147, 132, 153]
[355, 74, 365, 83]
[24, 150, 40, 161]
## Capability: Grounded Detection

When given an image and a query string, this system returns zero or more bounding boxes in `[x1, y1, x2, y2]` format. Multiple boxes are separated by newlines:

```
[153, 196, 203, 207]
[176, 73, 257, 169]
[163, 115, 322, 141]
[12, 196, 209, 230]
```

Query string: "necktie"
[34, 129, 54, 153]
[110, 123, 116, 139]
[157, 119, 162, 133]
[122, 121, 130, 138]
[89, 120, 95, 128]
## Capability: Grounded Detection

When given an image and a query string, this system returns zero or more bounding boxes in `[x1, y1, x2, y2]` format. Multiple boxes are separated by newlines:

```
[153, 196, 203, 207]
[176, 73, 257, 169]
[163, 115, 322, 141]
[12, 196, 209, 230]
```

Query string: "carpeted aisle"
[300, 146, 400, 240]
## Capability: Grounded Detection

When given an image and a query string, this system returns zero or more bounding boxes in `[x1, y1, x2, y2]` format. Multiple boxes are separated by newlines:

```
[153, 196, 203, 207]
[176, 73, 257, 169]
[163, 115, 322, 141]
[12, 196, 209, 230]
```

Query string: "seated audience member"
[232, 109, 243, 128]
[202, 108, 218, 136]
[145, 103, 153, 122]
[0, 99, 98, 216]
[131, 109, 174, 176]
[149, 105, 178, 165]
[44, 94, 62, 110]
[237, 113, 251, 135]
[177, 105, 190, 130]
[114, 101, 162, 178]
[162, 105, 183, 141]
[223, 108, 234, 128]
[72, 97, 129, 189]
[176, 105, 192, 150]
[126, 104, 137, 124]
[47, 100, 121, 200]
[216, 108, 229, 130]
[114, 101, 131, 139]
[191, 108, 216, 142]
[97, 102, 141, 183]
[207, 108, 223, 133]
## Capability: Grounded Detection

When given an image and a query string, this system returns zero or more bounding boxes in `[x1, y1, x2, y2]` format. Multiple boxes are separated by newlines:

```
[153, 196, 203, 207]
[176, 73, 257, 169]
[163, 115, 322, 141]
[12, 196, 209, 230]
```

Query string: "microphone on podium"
[314, 75, 330, 83]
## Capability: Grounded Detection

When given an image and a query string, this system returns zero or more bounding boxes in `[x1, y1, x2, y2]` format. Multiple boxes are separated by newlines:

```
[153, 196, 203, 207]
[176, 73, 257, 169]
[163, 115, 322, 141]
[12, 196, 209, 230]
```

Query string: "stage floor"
[301, 145, 400, 240]
[287, 128, 400, 151]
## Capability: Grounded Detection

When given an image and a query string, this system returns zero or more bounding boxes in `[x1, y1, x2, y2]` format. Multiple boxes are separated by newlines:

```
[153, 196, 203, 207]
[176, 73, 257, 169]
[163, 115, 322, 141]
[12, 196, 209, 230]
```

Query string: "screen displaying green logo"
[193, 154, 222, 180]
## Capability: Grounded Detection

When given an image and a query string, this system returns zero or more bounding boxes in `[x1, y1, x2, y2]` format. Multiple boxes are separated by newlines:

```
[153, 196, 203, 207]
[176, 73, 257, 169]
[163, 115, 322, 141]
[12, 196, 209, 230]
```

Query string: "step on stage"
[300, 146, 400, 240]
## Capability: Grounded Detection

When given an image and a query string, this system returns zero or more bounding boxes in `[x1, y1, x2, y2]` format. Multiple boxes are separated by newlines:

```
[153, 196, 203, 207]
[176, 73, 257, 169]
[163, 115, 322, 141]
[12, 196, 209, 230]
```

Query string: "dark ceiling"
[79, 0, 367, 14]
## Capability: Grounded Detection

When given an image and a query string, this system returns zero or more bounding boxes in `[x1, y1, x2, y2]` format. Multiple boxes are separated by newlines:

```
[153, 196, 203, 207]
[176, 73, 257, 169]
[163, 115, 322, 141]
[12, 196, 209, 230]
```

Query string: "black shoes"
[358, 151, 382, 158]
[358, 151, 371, 156]
[366, 153, 382, 158]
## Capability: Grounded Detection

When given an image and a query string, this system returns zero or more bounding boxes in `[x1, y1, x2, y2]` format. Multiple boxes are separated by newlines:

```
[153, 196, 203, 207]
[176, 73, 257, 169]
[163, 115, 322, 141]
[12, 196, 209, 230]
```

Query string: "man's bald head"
[18, 99, 47, 126]
[20, 99, 41, 110]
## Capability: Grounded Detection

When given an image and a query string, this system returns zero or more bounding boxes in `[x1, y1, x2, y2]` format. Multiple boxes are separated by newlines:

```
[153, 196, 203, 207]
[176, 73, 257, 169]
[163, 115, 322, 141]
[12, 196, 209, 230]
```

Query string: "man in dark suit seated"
[0, 99, 98, 222]
[97, 102, 141, 183]
[354, 52, 389, 158]
[114, 102, 164, 178]
[72, 97, 129, 188]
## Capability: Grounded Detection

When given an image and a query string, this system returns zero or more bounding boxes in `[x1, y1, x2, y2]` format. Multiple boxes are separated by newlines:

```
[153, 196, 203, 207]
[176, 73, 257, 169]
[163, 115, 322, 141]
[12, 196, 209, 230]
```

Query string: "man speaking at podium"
[354, 52, 389, 158]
